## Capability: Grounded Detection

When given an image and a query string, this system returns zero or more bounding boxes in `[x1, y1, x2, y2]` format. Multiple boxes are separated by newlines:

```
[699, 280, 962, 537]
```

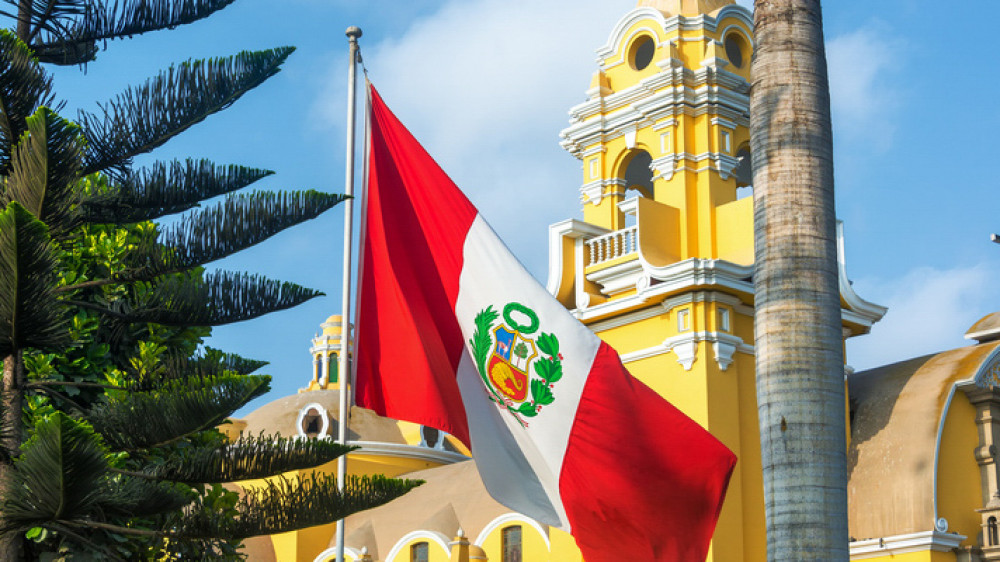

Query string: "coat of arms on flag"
[469, 302, 563, 426]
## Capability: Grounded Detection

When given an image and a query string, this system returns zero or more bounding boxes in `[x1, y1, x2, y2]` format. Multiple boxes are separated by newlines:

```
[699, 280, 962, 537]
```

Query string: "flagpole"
[336, 25, 362, 562]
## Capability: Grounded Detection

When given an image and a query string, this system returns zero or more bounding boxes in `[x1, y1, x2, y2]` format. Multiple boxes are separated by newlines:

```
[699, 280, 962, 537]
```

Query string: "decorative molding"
[572, 258, 754, 323]
[650, 154, 676, 180]
[975, 347, 1000, 390]
[710, 116, 737, 130]
[579, 178, 627, 206]
[295, 403, 331, 439]
[587, 302, 674, 333]
[586, 258, 644, 297]
[384, 530, 451, 562]
[651, 118, 678, 130]
[546, 219, 609, 300]
[623, 125, 637, 149]
[595, 8, 669, 63]
[660, 289, 749, 315]
[474, 513, 551, 551]
[618, 330, 751, 370]
[713, 337, 737, 370]
[836, 221, 888, 327]
[562, 83, 750, 159]
[313, 546, 364, 562]
[594, 5, 752, 66]
[848, 530, 966, 559]
[350, 441, 470, 465]
[670, 337, 698, 370]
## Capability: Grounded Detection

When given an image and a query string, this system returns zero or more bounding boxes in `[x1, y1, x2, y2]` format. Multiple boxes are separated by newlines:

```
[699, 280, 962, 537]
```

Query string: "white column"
[320, 352, 330, 386]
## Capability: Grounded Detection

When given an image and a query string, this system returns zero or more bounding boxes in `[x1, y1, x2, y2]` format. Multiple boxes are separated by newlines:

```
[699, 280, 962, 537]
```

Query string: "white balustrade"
[585, 226, 638, 267]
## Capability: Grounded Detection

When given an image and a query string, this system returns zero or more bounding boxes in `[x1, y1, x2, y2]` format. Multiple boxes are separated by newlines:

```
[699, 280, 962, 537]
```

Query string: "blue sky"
[45, 0, 1000, 414]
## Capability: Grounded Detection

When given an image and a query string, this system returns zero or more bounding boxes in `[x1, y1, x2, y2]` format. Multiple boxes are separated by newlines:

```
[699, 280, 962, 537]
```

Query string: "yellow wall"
[479, 523, 551, 562]
[937, 394, 983, 544]
[852, 551, 956, 562]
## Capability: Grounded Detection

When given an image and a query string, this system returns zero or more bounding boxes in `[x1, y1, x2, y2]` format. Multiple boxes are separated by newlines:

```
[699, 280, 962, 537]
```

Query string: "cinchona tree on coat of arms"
[469, 303, 563, 427]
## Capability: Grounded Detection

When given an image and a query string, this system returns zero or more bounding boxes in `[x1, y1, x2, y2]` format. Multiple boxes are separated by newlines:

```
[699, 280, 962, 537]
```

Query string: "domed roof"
[847, 340, 1000, 539]
[966, 311, 1000, 343]
[338, 459, 512, 556]
[636, 0, 734, 16]
[237, 390, 409, 444]
[321, 315, 348, 337]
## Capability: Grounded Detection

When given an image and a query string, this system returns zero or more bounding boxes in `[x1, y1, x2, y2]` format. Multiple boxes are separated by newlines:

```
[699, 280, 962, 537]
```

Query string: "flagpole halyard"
[336, 24, 362, 562]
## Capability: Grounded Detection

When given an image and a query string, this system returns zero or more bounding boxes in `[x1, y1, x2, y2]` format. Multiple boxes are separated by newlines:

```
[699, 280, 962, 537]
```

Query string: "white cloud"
[826, 24, 902, 150]
[315, 0, 633, 278]
[846, 264, 999, 371]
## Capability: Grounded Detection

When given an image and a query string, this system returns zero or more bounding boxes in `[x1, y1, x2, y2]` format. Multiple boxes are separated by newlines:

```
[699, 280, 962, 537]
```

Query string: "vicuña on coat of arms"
[469, 302, 563, 427]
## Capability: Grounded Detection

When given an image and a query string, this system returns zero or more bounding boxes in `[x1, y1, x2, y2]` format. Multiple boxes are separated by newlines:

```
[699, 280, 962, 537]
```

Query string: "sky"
[44, 0, 1000, 415]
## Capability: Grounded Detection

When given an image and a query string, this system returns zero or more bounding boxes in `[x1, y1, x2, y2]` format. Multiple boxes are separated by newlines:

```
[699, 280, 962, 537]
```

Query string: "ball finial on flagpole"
[346, 26, 362, 39]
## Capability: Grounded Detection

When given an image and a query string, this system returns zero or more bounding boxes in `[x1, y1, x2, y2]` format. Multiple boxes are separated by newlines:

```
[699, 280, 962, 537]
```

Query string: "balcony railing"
[585, 226, 638, 267]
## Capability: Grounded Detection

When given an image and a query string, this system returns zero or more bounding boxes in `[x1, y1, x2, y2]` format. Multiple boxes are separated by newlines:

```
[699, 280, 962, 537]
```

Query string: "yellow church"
[229, 1, 1000, 560]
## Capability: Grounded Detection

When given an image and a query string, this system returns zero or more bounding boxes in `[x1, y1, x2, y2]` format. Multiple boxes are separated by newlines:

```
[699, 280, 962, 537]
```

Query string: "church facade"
[230, 1, 1000, 560]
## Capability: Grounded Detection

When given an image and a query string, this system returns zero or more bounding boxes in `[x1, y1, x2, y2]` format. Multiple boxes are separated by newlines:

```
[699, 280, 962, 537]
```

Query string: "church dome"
[237, 390, 409, 443]
[965, 311, 1000, 343]
[321, 314, 348, 337]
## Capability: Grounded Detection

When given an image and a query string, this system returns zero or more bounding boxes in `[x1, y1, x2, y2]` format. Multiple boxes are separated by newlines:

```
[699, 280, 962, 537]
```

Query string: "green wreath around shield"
[469, 303, 563, 422]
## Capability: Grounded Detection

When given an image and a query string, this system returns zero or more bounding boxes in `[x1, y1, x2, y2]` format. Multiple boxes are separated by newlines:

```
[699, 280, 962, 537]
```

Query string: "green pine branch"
[151, 434, 356, 484]
[0, 30, 58, 173]
[0, 201, 67, 355]
[78, 48, 294, 176]
[15, 0, 238, 65]
[0, 0, 86, 53]
[122, 347, 268, 392]
[88, 374, 270, 451]
[142, 190, 347, 275]
[81, 159, 274, 223]
[1, 412, 109, 534]
[177, 473, 423, 540]
[4, 107, 84, 235]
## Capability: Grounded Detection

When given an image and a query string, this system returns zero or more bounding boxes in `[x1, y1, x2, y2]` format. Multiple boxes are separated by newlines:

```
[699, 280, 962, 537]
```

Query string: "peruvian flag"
[354, 83, 736, 562]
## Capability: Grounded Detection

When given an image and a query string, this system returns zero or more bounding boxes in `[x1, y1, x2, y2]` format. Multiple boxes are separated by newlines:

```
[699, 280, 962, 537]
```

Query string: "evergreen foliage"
[0, 3, 421, 559]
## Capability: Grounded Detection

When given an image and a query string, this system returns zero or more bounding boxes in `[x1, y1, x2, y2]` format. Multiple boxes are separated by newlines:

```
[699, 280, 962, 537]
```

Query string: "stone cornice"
[594, 5, 752, 65]
[350, 440, 470, 465]
[848, 530, 966, 559]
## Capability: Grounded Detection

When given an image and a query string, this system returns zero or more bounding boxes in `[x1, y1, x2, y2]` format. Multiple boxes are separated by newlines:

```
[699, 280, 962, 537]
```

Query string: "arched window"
[623, 150, 654, 199]
[989, 516, 998, 546]
[410, 541, 429, 562]
[734, 145, 752, 199]
[328, 353, 338, 384]
[629, 35, 655, 71]
[502, 525, 522, 562]
[421, 426, 441, 449]
[296, 403, 332, 440]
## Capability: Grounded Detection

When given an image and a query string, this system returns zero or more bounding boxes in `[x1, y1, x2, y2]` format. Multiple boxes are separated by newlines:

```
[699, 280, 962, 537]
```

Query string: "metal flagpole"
[352, 78, 372, 415]
[336, 25, 362, 562]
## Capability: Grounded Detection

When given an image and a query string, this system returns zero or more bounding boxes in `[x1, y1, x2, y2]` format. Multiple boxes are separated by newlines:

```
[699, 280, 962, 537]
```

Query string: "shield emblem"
[488, 325, 537, 402]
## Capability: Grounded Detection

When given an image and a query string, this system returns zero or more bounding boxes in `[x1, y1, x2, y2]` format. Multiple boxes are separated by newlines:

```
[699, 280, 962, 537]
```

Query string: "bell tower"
[548, 2, 885, 560]
[301, 314, 350, 392]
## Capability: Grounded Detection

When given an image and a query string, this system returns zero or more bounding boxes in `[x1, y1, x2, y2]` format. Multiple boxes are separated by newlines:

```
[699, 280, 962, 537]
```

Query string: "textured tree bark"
[16, 0, 30, 41]
[0, 353, 25, 561]
[750, 1, 848, 560]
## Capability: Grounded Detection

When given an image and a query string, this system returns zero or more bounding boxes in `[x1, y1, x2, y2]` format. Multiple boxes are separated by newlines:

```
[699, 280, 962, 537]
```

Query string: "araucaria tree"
[750, 0, 848, 560]
[0, 1, 418, 560]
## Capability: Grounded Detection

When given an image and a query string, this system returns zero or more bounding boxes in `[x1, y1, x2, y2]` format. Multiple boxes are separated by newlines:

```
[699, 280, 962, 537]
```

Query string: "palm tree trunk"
[16, 0, 30, 40]
[750, 1, 848, 560]
[1, 353, 25, 561]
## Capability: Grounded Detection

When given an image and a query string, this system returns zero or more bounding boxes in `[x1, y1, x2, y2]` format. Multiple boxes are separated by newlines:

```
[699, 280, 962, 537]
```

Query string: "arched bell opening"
[619, 149, 654, 229]
[733, 143, 752, 200]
